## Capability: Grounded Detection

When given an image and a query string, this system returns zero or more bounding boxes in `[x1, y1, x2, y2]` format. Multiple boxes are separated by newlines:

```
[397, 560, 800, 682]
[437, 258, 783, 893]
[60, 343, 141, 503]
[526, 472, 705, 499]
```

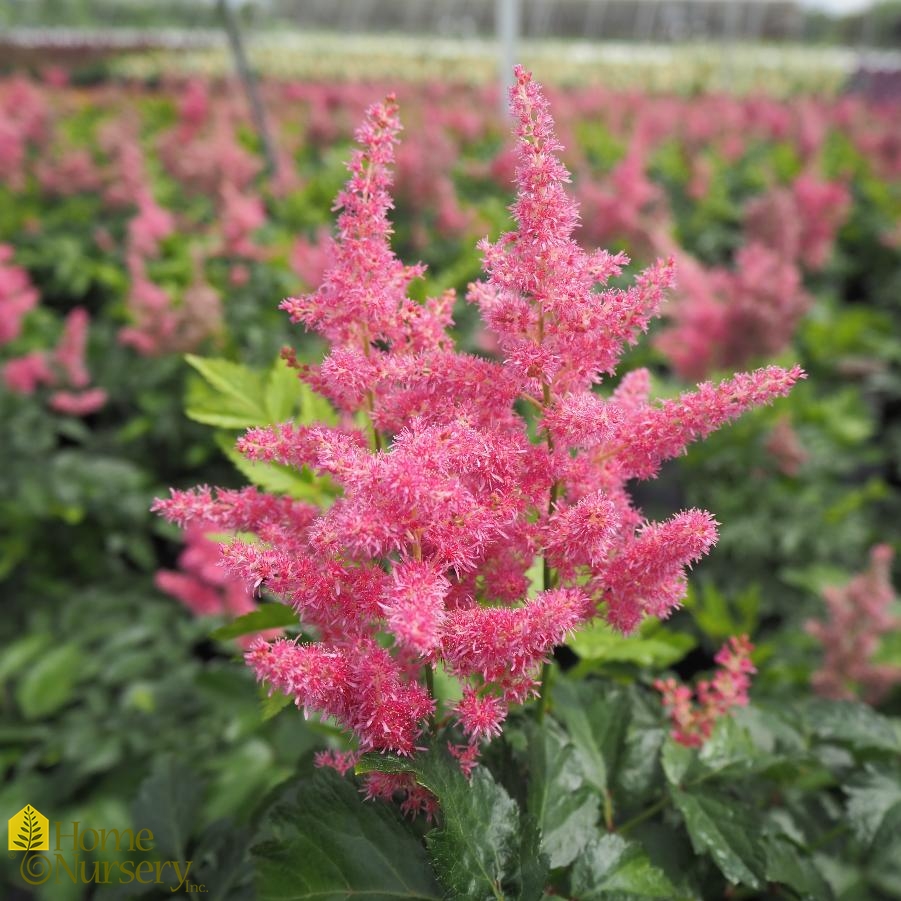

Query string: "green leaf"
[868, 802, 901, 897]
[553, 681, 630, 794]
[696, 716, 764, 777]
[571, 834, 678, 899]
[210, 603, 300, 641]
[516, 814, 547, 901]
[526, 719, 600, 868]
[525, 556, 543, 599]
[614, 692, 666, 807]
[764, 835, 834, 901]
[803, 699, 901, 754]
[414, 751, 537, 900]
[0, 633, 53, 684]
[185, 355, 269, 429]
[359, 749, 548, 899]
[260, 690, 295, 721]
[206, 739, 280, 823]
[15, 643, 86, 719]
[672, 789, 766, 889]
[218, 435, 332, 503]
[132, 756, 203, 862]
[571, 620, 695, 669]
[252, 769, 441, 901]
[264, 357, 304, 424]
[844, 767, 901, 846]
[660, 738, 695, 787]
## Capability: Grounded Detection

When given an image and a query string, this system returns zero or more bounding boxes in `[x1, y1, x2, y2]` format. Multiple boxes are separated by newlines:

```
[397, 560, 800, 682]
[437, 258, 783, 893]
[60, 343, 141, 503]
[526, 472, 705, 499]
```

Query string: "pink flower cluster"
[155, 520, 279, 649]
[0, 244, 38, 345]
[744, 172, 851, 272]
[806, 545, 901, 705]
[655, 169, 849, 380]
[3, 290, 107, 416]
[655, 241, 812, 380]
[154, 69, 802, 773]
[655, 635, 756, 747]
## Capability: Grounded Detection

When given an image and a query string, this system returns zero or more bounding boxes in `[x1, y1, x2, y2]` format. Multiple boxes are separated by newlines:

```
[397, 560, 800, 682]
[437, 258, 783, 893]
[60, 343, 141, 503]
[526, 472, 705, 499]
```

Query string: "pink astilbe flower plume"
[4, 306, 107, 415]
[0, 244, 38, 345]
[155, 68, 802, 786]
[656, 635, 756, 747]
[154, 521, 280, 649]
[806, 545, 901, 705]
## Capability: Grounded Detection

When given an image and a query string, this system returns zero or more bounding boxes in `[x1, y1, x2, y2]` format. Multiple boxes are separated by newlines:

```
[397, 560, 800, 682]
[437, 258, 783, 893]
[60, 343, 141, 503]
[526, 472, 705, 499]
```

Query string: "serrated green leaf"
[375, 749, 549, 900]
[418, 755, 521, 900]
[252, 769, 441, 901]
[868, 802, 901, 897]
[614, 692, 666, 807]
[132, 756, 203, 861]
[571, 834, 678, 899]
[803, 699, 901, 754]
[185, 355, 269, 428]
[672, 789, 766, 889]
[210, 604, 300, 641]
[218, 435, 332, 503]
[764, 835, 834, 901]
[844, 767, 901, 846]
[553, 681, 631, 794]
[527, 719, 600, 868]
[696, 716, 763, 777]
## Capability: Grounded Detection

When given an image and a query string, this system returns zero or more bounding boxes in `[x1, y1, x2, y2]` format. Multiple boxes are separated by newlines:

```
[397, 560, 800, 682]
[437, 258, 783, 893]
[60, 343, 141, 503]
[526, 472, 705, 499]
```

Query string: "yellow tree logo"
[8, 806, 51, 886]
[8, 806, 48, 852]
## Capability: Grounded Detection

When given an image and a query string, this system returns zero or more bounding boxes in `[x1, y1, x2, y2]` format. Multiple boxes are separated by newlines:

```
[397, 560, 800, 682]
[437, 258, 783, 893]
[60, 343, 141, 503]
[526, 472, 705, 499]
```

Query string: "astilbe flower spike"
[655, 635, 757, 747]
[806, 545, 901, 705]
[154, 68, 803, 787]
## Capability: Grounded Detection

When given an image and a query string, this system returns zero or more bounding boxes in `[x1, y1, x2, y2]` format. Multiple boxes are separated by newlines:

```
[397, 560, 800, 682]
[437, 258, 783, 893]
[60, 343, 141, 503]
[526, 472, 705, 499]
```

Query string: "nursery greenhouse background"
[1, 1, 900, 900]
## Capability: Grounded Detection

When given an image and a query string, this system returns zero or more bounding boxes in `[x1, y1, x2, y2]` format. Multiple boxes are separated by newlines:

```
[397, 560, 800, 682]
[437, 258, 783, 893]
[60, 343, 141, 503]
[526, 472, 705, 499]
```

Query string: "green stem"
[616, 796, 668, 835]
[534, 372, 561, 722]
[536, 661, 552, 723]
[424, 663, 436, 733]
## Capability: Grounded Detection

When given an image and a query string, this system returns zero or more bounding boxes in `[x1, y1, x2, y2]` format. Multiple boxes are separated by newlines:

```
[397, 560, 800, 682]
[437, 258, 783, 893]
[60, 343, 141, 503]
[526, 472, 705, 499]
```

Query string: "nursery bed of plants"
[1, 61, 900, 900]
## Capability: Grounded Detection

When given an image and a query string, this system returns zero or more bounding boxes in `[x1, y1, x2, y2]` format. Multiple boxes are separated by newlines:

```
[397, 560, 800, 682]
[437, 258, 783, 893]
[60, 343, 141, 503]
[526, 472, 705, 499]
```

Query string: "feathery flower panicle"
[806, 545, 901, 705]
[597, 509, 718, 633]
[656, 635, 756, 747]
[154, 521, 279, 648]
[155, 68, 802, 787]
[0, 244, 38, 345]
[4, 306, 107, 415]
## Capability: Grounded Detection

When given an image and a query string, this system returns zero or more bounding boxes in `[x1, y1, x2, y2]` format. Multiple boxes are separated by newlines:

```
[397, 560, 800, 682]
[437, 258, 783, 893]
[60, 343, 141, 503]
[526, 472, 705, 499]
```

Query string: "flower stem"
[536, 661, 552, 723]
[616, 796, 668, 834]
[424, 663, 437, 732]
[603, 789, 615, 831]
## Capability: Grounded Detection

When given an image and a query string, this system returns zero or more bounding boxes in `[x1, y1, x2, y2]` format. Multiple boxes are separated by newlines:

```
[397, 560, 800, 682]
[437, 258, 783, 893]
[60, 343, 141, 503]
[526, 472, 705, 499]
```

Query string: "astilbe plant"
[2, 246, 107, 416]
[655, 635, 756, 747]
[806, 545, 901, 705]
[154, 68, 803, 793]
[154, 521, 281, 649]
